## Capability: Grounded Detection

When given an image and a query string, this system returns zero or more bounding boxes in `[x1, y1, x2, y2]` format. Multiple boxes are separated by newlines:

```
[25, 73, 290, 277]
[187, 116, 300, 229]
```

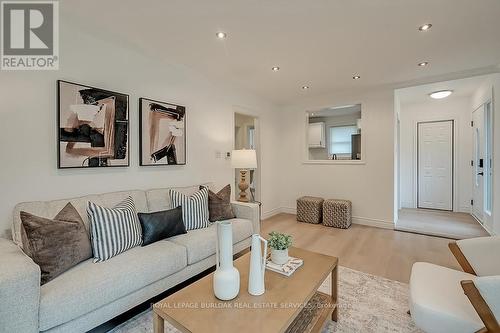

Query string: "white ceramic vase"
[271, 248, 289, 265]
[213, 221, 240, 300]
[248, 234, 267, 296]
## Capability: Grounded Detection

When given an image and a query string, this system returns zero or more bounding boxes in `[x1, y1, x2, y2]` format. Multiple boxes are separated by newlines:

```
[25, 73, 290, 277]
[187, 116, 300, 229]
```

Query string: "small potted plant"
[268, 231, 292, 265]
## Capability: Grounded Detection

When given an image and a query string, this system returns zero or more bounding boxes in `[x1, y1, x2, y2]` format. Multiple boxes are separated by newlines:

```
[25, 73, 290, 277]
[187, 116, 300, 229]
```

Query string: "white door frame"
[472, 105, 485, 222]
[470, 86, 494, 233]
[416, 119, 455, 211]
[233, 107, 261, 203]
[471, 100, 494, 230]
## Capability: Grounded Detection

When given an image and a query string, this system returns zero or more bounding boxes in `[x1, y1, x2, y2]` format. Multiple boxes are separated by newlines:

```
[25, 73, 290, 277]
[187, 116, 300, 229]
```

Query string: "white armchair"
[409, 236, 500, 333]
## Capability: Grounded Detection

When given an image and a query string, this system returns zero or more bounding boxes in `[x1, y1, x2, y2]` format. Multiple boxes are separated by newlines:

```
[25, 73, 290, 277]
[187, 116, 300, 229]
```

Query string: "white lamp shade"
[231, 149, 257, 169]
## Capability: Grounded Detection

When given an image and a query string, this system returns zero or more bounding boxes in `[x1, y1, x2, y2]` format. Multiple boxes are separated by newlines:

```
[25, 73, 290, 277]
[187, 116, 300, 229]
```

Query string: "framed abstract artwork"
[139, 98, 186, 166]
[57, 80, 130, 168]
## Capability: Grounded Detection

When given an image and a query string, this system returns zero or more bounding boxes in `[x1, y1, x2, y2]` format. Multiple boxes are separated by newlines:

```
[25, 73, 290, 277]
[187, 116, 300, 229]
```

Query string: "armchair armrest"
[231, 201, 260, 234]
[457, 236, 500, 276]
[461, 276, 500, 333]
[0, 238, 40, 333]
[449, 242, 477, 275]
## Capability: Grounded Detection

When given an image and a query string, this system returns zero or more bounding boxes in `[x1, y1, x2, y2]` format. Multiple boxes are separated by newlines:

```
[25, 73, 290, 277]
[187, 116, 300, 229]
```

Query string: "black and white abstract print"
[57, 80, 129, 168]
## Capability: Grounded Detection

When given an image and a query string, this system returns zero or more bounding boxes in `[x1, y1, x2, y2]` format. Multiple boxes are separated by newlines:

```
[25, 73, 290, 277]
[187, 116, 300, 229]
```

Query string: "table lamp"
[231, 149, 257, 202]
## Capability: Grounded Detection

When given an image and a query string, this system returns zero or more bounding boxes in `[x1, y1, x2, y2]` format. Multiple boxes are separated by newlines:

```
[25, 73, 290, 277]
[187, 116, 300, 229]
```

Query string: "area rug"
[109, 266, 422, 333]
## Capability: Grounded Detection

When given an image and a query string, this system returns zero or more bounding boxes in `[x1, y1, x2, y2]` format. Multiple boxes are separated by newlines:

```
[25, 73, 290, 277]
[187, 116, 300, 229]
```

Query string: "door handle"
[477, 172, 484, 176]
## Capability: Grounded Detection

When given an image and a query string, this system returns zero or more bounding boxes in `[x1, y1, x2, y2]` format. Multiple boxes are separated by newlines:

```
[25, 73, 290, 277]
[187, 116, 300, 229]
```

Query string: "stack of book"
[266, 256, 303, 277]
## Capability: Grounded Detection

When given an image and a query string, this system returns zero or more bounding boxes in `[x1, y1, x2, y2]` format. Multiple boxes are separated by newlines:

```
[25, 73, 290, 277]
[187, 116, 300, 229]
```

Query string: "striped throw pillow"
[87, 196, 142, 262]
[169, 187, 210, 230]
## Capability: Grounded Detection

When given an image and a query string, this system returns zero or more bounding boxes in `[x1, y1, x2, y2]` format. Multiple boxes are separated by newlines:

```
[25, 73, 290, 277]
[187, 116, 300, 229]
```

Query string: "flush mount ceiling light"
[302, 86, 310, 90]
[272, 66, 280, 71]
[418, 61, 429, 67]
[418, 23, 432, 31]
[353, 75, 361, 80]
[216, 31, 227, 39]
[429, 90, 453, 99]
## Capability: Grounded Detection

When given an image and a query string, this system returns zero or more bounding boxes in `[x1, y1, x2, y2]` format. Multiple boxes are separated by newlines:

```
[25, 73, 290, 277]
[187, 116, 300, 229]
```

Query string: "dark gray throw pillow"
[201, 184, 236, 222]
[138, 206, 187, 246]
[20, 203, 92, 285]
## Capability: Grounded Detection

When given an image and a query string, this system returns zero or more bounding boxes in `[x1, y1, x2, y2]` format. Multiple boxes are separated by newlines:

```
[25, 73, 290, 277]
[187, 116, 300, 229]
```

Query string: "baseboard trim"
[261, 207, 282, 220]
[458, 206, 471, 213]
[264, 207, 394, 230]
[280, 207, 297, 215]
[351, 216, 394, 230]
[470, 214, 496, 236]
[400, 201, 414, 209]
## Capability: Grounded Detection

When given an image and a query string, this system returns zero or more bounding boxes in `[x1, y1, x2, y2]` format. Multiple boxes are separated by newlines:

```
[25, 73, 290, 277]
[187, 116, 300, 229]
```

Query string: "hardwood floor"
[261, 213, 461, 283]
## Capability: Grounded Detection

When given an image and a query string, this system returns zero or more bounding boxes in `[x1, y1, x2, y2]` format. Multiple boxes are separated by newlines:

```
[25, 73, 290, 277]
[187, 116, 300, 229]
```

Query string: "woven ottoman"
[296, 196, 324, 224]
[323, 199, 352, 229]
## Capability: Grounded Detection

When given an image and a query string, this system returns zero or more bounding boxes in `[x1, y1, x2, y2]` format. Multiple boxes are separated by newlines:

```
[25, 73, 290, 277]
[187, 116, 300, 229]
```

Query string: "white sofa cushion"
[39, 240, 187, 331]
[409, 262, 483, 333]
[168, 218, 253, 265]
[457, 236, 500, 276]
[474, 275, 500, 323]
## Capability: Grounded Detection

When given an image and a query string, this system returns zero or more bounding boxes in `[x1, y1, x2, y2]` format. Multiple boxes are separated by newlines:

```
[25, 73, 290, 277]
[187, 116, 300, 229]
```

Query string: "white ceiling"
[63, 0, 500, 105]
[396, 74, 493, 105]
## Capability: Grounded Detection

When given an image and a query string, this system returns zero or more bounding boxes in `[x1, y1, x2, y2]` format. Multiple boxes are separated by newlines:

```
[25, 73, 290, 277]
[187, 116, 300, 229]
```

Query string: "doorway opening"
[234, 111, 260, 202]
[394, 75, 494, 239]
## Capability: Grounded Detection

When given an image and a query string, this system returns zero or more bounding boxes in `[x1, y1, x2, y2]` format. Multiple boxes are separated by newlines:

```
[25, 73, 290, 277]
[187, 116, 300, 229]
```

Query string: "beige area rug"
[109, 266, 422, 333]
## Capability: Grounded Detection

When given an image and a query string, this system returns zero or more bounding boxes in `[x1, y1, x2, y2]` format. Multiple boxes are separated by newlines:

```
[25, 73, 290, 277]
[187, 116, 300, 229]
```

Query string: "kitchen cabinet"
[308, 122, 325, 148]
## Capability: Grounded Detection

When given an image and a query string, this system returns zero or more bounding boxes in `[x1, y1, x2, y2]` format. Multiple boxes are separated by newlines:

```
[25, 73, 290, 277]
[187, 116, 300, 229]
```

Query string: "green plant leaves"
[268, 231, 292, 250]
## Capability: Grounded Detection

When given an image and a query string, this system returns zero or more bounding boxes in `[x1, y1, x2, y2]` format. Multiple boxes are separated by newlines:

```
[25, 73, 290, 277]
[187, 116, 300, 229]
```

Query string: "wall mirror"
[306, 104, 363, 162]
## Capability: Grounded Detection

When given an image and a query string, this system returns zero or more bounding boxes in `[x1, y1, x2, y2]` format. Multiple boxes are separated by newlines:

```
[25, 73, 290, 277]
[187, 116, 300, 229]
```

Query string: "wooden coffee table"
[153, 247, 338, 333]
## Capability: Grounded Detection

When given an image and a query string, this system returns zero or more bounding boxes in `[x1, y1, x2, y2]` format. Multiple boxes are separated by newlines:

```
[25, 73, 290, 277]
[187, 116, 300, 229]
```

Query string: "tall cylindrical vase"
[213, 221, 240, 300]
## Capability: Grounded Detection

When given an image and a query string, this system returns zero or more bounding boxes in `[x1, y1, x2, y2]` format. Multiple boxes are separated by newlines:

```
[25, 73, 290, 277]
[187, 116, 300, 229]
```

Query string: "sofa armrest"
[0, 238, 40, 333]
[457, 236, 500, 276]
[231, 201, 260, 234]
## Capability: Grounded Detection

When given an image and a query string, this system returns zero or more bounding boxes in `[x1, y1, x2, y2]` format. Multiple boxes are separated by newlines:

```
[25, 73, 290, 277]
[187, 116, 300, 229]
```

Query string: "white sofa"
[409, 236, 500, 333]
[0, 184, 260, 333]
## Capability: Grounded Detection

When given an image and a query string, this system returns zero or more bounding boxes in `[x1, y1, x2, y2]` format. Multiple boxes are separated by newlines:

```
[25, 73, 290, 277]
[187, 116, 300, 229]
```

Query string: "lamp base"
[237, 169, 250, 202]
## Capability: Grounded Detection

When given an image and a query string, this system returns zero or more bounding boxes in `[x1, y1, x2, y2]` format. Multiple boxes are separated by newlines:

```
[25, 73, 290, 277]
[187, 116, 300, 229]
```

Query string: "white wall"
[399, 96, 473, 212]
[278, 89, 395, 228]
[0, 19, 282, 238]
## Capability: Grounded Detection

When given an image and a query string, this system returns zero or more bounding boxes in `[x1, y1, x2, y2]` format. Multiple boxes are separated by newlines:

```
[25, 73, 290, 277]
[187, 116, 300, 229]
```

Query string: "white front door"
[418, 121, 453, 210]
[472, 106, 485, 223]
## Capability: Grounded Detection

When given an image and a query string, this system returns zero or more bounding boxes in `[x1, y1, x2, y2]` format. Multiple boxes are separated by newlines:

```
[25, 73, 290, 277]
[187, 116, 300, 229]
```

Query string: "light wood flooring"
[261, 213, 462, 284]
[396, 208, 489, 240]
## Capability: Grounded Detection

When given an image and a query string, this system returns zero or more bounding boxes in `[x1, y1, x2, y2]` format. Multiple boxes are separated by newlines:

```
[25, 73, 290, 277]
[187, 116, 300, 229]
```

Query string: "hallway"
[396, 208, 489, 239]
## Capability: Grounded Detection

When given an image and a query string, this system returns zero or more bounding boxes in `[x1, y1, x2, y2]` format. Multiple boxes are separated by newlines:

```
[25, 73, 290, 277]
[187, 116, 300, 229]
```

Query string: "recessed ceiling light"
[216, 32, 227, 39]
[418, 23, 432, 31]
[353, 75, 361, 80]
[272, 66, 280, 71]
[429, 90, 453, 99]
[418, 62, 429, 67]
[302, 86, 310, 90]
